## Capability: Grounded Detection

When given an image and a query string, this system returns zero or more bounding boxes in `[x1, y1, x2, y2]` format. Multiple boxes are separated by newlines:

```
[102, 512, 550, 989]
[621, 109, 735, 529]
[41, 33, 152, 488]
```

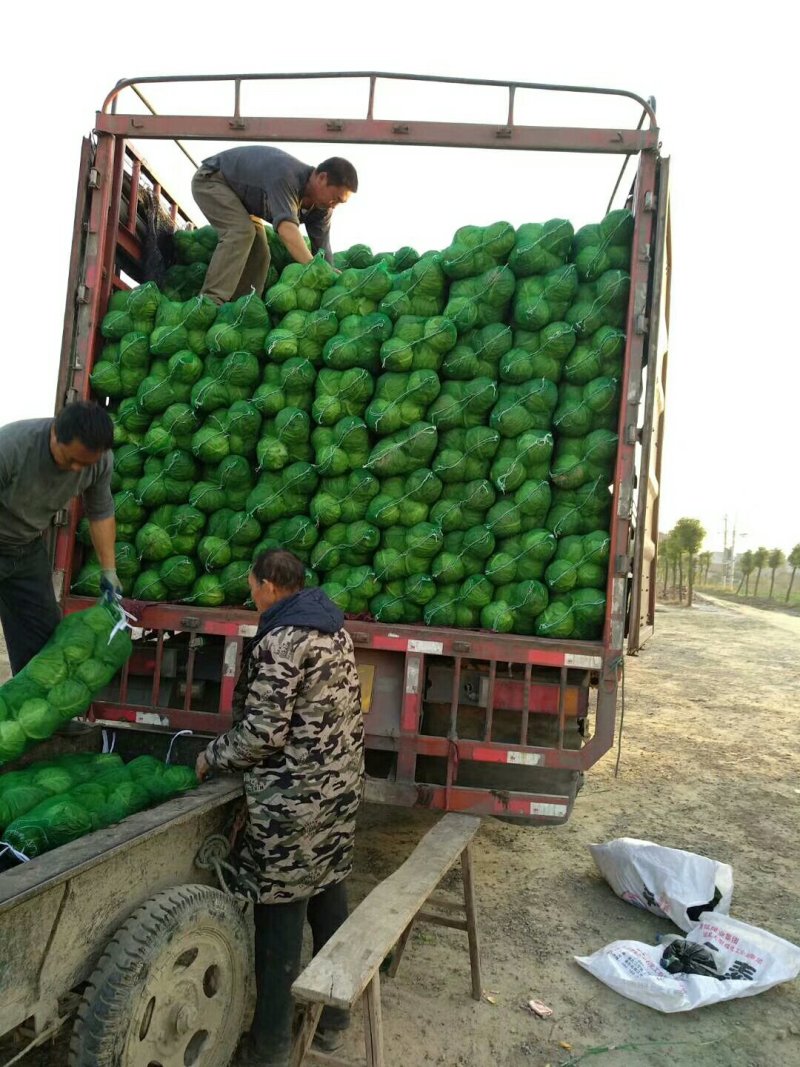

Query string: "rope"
[0, 841, 30, 863]
[165, 729, 194, 765]
[614, 658, 626, 778]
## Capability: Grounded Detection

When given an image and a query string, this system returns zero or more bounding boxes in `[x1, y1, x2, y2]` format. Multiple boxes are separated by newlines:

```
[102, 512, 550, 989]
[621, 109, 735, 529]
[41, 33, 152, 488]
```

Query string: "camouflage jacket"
[205, 602, 364, 904]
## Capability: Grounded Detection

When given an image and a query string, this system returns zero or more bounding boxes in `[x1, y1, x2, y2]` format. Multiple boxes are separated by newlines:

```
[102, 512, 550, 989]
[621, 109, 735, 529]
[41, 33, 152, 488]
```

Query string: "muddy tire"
[69, 884, 249, 1067]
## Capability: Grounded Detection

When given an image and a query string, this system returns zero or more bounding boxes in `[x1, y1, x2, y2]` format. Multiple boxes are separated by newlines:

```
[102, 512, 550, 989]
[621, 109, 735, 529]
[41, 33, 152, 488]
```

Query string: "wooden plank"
[292, 813, 480, 1009]
[461, 844, 483, 1001]
[416, 911, 468, 931]
[385, 919, 414, 978]
[363, 975, 385, 1067]
[289, 1003, 323, 1067]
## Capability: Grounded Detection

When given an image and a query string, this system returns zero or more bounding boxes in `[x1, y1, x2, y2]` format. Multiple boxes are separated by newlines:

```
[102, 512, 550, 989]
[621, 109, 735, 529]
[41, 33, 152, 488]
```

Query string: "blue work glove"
[99, 568, 123, 603]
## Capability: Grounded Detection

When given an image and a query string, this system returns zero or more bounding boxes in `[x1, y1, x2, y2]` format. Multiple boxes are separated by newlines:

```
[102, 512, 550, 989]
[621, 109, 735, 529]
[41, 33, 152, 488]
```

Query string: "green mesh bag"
[440, 323, 513, 380]
[512, 265, 579, 331]
[573, 210, 634, 281]
[489, 380, 558, 438]
[366, 422, 438, 478]
[507, 219, 574, 277]
[440, 222, 515, 279]
[312, 368, 374, 426]
[313, 417, 370, 475]
[444, 265, 516, 331]
[365, 370, 441, 436]
[322, 313, 393, 371]
[379, 315, 457, 373]
[427, 378, 498, 432]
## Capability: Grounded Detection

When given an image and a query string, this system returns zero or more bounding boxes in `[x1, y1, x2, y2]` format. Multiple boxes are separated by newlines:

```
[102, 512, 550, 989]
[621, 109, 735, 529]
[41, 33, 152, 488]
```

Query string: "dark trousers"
[251, 880, 350, 1060]
[0, 539, 61, 675]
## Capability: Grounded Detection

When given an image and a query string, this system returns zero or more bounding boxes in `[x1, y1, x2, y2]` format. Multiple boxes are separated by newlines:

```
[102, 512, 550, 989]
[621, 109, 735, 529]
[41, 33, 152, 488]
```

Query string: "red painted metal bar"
[93, 705, 232, 734]
[396, 652, 422, 783]
[557, 666, 567, 750]
[151, 631, 165, 709]
[420, 785, 571, 820]
[127, 158, 142, 234]
[183, 636, 197, 713]
[53, 133, 118, 593]
[483, 661, 496, 743]
[95, 114, 656, 155]
[65, 596, 605, 666]
[55, 137, 93, 415]
[520, 663, 532, 746]
[101, 137, 126, 317]
[413, 736, 583, 771]
[218, 637, 242, 714]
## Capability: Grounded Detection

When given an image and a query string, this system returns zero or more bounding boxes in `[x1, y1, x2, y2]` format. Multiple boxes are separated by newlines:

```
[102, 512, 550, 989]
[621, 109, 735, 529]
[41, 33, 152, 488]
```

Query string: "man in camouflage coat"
[196, 549, 364, 1067]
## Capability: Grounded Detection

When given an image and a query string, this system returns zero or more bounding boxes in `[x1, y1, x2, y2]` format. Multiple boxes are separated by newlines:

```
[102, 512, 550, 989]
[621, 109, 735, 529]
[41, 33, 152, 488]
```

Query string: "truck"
[1, 71, 670, 1066]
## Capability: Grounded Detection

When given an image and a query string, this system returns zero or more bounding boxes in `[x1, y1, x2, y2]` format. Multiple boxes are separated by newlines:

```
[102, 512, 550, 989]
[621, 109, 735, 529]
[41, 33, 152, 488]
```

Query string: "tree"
[786, 544, 800, 603]
[698, 551, 712, 584]
[673, 517, 706, 607]
[752, 546, 769, 597]
[767, 548, 786, 599]
[660, 531, 680, 598]
[736, 550, 755, 595]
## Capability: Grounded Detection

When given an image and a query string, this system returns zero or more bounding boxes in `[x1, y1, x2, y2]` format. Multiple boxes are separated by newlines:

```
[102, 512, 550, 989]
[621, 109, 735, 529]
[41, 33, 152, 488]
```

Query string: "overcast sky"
[1, 1, 795, 556]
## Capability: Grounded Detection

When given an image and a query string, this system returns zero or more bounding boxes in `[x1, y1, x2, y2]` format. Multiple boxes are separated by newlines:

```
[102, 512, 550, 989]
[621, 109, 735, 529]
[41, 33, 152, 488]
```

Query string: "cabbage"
[185, 575, 226, 606]
[440, 222, 515, 279]
[480, 602, 515, 633]
[76, 658, 117, 690]
[17, 699, 61, 741]
[508, 219, 574, 277]
[0, 720, 26, 763]
[535, 600, 574, 638]
[47, 680, 92, 721]
[136, 522, 174, 561]
[159, 555, 198, 592]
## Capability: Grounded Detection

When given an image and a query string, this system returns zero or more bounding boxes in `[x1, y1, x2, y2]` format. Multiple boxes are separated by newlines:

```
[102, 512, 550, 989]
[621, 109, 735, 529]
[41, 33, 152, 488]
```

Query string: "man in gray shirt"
[192, 146, 358, 305]
[0, 402, 119, 674]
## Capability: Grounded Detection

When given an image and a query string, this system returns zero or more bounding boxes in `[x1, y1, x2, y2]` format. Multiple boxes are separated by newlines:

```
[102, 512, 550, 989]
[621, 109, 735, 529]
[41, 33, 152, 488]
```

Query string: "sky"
[0, 1, 795, 556]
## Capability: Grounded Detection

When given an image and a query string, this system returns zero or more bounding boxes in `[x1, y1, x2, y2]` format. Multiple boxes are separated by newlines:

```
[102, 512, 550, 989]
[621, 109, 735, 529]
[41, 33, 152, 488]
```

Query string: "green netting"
[80, 209, 628, 636]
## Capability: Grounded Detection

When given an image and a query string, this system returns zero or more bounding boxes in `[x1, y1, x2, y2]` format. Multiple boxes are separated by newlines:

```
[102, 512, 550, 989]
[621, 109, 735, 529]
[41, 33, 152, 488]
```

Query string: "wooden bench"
[290, 813, 483, 1067]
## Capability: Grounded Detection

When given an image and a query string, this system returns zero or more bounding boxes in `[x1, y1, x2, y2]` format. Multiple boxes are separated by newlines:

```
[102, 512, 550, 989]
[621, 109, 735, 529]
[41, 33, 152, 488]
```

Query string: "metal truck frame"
[53, 71, 670, 824]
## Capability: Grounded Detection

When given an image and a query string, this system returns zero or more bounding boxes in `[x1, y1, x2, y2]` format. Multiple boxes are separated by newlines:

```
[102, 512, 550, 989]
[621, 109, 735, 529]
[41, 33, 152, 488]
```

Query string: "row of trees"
[660, 518, 706, 607]
[660, 526, 800, 605]
[735, 545, 800, 601]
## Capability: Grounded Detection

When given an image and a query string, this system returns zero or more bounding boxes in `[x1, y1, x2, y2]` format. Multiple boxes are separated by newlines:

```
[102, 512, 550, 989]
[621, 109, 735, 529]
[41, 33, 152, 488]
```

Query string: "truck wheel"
[69, 884, 249, 1067]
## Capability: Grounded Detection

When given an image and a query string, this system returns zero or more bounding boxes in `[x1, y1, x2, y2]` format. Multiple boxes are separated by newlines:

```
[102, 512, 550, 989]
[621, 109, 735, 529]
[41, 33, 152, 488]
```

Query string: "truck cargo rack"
[53, 71, 670, 823]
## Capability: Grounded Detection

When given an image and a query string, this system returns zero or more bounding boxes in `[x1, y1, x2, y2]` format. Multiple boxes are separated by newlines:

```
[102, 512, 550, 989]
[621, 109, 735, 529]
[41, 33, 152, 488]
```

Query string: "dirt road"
[2, 598, 799, 1066]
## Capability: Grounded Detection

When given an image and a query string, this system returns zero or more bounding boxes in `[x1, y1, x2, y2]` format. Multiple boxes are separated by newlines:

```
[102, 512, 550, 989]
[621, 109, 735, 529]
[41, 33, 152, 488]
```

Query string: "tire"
[70, 884, 250, 1067]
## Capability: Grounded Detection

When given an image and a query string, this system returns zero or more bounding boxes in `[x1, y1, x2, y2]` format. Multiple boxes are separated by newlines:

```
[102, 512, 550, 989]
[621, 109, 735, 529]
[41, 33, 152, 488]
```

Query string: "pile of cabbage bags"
[77, 212, 633, 639]
[0, 751, 197, 862]
[0, 603, 132, 766]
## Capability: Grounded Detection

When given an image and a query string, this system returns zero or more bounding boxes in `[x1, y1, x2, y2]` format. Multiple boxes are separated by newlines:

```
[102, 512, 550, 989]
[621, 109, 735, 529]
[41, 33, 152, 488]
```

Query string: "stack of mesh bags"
[77, 209, 633, 638]
[0, 752, 197, 863]
[0, 603, 132, 766]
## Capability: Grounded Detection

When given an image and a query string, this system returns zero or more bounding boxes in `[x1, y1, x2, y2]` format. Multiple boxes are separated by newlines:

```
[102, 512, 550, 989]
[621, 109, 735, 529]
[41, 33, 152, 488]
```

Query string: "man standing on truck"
[195, 548, 364, 1067]
[191, 146, 358, 305]
[0, 401, 120, 674]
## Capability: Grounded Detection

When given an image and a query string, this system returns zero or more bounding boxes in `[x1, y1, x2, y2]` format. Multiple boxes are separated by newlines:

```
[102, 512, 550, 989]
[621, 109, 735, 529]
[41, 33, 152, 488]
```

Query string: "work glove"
[99, 568, 123, 604]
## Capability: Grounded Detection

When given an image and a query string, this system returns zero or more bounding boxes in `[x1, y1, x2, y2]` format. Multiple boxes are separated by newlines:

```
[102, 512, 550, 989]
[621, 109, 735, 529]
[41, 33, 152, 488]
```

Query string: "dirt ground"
[2, 596, 799, 1066]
